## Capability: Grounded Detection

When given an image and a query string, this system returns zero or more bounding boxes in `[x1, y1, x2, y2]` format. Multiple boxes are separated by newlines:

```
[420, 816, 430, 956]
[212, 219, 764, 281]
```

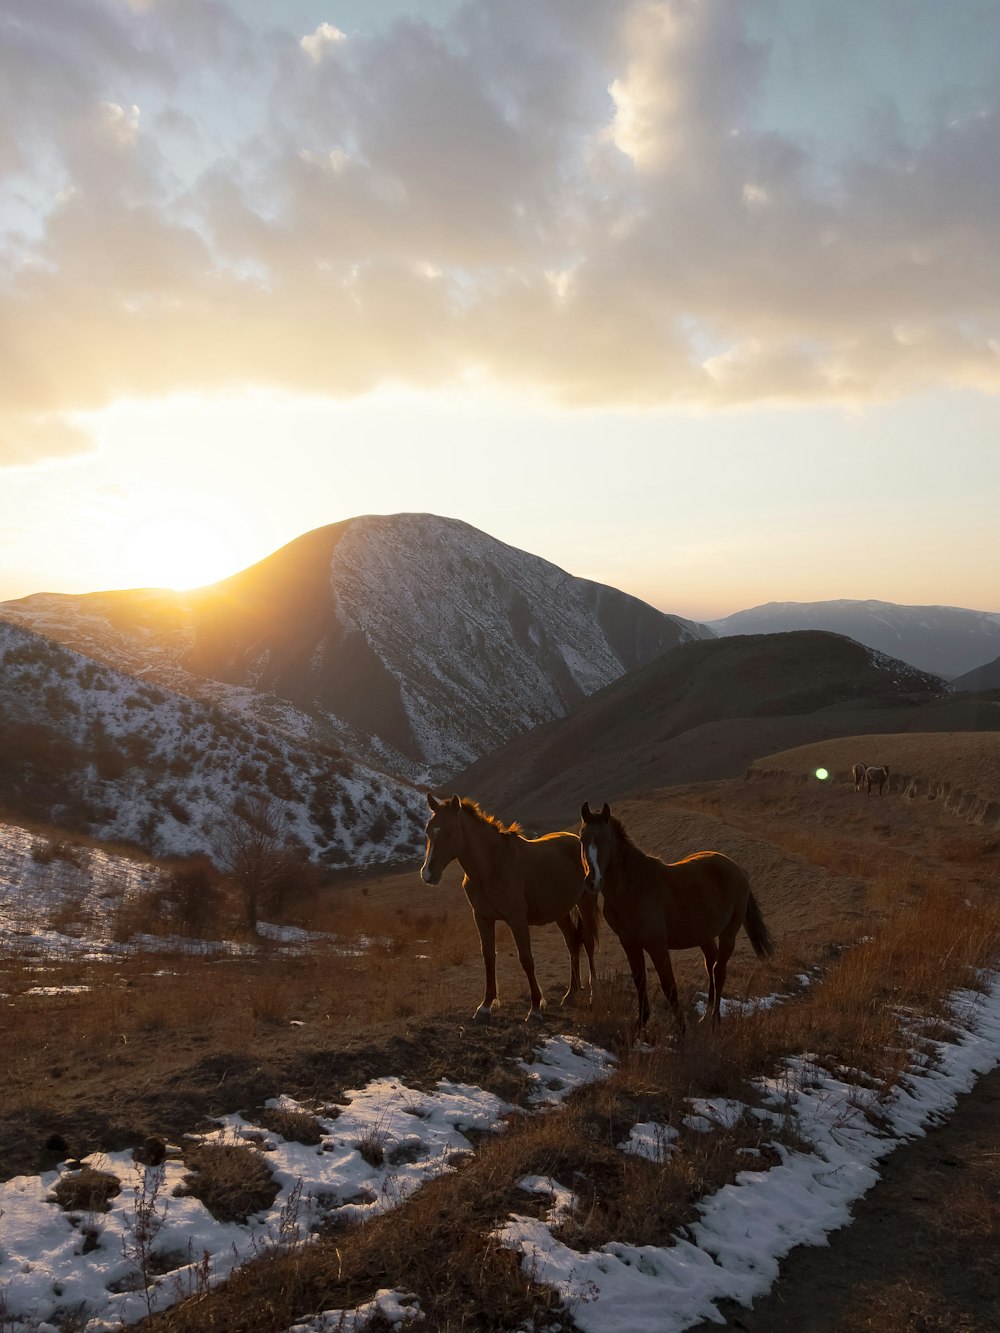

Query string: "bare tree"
[213, 795, 305, 934]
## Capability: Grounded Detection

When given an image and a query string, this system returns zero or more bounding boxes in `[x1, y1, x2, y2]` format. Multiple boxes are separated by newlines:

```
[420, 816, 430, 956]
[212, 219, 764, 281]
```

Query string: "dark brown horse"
[579, 802, 773, 1033]
[421, 793, 600, 1023]
[865, 764, 890, 795]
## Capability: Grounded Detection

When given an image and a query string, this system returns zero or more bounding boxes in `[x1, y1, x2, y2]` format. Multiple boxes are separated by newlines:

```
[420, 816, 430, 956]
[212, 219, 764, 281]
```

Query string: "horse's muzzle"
[420, 865, 441, 886]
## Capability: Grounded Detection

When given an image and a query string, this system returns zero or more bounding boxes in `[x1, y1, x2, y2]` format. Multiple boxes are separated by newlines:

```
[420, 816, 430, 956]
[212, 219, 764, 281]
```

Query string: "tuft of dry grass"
[51, 1165, 122, 1213]
[175, 1142, 280, 1225]
[252, 1107, 325, 1146]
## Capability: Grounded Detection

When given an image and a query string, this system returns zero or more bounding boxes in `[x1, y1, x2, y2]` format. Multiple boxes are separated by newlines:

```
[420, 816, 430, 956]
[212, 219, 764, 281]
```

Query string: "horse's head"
[420, 791, 464, 885]
[579, 800, 612, 894]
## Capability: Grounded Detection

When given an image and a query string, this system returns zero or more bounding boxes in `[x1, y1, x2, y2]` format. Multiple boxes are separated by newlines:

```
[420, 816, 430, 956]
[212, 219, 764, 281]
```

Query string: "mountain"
[708, 600, 1000, 679]
[0, 621, 424, 865]
[0, 514, 711, 782]
[950, 655, 1000, 693]
[454, 631, 959, 825]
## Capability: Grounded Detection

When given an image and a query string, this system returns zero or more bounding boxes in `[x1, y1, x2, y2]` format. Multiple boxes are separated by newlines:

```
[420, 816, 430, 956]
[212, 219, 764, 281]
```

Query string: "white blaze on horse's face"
[585, 842, 602, 889]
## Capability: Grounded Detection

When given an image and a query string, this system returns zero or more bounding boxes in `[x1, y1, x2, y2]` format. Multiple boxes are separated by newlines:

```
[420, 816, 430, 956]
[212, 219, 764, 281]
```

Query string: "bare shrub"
[158, 856, 225, 935]
[213, 795, 309, 933]
[32, 838, 82, 866]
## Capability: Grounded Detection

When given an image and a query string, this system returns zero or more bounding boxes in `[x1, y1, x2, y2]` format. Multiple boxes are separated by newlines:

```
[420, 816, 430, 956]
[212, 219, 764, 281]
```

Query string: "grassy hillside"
[456, 630, 957, 825]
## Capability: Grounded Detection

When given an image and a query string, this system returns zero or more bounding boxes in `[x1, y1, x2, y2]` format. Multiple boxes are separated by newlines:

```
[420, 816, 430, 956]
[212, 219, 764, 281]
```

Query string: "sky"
[1, 0, 998, 620]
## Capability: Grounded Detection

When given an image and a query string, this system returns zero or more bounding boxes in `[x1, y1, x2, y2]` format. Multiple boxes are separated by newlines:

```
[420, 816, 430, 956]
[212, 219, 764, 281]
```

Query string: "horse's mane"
[609, 814, 638, 850]
[459, 797, 523, 836]
[608, 814, 663, 879]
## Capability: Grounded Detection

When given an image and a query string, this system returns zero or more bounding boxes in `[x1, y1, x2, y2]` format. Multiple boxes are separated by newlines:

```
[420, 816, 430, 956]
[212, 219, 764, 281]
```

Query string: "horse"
[851, 762, 866, 792]
[579, 801, 773, 1034]
[420, 792, 600, 1023]
[865, 764, 890, 795]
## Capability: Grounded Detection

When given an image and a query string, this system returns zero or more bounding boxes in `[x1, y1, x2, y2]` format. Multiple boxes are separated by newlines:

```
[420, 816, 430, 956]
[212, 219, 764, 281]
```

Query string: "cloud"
[1, 0, 999, 464]
[0, 413, 94, 467]
[299, 22, 347, 63]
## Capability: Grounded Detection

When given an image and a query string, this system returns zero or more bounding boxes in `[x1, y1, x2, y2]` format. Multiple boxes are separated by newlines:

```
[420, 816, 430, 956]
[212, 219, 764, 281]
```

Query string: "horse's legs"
[647, 942, 685, 1035]
[621, 938, 650, 1032]
[472, 911, 498, 1024]
[508, 919, 545, 1021]
[709, 919, 742, 1024]
[579, 894, 599, 991]
[700, 940, 719, 1022]
[555, 913, 583, 1005]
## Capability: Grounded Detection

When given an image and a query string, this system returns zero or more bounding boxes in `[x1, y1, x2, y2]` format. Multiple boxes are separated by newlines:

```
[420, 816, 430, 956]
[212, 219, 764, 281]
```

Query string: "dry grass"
[51, 1165, 122, 1213]
[151, 862, 1000, 1331]
[248, 1106, 326, 1145]
[6, 771, 1000, 1330]
[176, 1141, 280, 1224]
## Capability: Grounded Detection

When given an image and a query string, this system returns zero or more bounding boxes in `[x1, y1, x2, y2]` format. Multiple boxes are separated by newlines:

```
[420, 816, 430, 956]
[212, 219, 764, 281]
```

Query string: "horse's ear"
[449, 794, 461, 812]
[581, 801, 593, 822]
[600, 803, 611, 822]
[426, 790, 440, 811]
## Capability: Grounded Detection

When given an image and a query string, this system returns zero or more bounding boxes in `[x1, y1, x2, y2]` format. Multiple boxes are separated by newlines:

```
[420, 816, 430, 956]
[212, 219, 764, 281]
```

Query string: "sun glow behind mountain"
[121, 515, 241, 591]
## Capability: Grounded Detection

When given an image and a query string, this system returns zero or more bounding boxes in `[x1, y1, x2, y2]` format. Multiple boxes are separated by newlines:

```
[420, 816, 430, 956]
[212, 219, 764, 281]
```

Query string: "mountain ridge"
[454, 630, 964, 824]
[708, 599, 1000, 679]
[1, 513, 712, 782]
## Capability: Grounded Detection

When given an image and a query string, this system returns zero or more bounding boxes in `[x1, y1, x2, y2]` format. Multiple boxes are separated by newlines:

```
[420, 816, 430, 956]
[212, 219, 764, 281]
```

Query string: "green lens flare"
[815, 767, 829, 781]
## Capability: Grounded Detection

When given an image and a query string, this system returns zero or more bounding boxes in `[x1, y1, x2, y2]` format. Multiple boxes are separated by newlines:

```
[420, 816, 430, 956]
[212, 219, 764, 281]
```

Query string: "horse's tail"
[743, 890, 774, 960]
[573, 894, 602, 950]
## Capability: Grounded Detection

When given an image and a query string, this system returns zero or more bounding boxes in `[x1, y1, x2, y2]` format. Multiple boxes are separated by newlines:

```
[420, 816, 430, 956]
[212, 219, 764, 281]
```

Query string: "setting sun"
[121, 515, 240, 590]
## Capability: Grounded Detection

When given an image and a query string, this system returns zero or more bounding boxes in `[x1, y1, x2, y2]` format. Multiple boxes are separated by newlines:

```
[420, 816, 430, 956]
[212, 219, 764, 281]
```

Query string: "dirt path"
[690, 1061, 1000, 1333]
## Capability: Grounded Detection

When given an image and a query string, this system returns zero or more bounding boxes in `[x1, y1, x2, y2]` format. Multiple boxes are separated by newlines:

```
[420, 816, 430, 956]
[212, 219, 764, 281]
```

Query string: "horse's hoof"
[524, 1005, 546, 1023]
[559, 989, 582, 1008]
[473, 1006, 493, 1025]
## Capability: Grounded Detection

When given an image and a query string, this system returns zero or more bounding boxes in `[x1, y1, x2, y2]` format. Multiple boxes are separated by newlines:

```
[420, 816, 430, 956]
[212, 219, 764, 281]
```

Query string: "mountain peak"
[1, 514, 713, 783]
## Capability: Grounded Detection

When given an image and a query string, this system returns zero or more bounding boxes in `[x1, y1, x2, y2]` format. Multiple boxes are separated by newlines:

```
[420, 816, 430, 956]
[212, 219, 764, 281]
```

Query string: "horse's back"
[521, 829, 580, 866]
[655, 850, 750, 946]
[670, 848, 747, 885]
[517, 830, 585, 922]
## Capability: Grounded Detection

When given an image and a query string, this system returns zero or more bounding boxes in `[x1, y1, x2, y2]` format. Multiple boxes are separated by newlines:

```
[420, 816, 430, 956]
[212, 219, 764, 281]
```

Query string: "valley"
[1, 516, 998, 1331]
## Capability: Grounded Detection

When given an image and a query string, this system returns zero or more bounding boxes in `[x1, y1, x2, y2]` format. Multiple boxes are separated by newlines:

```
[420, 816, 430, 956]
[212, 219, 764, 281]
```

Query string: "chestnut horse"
[579, 802, 773, 1033]
[421, 793, 599, 1023]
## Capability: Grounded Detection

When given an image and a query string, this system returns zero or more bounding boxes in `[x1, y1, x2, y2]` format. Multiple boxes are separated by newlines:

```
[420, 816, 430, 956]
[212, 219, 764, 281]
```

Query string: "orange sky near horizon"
[1, 385, 997, 622]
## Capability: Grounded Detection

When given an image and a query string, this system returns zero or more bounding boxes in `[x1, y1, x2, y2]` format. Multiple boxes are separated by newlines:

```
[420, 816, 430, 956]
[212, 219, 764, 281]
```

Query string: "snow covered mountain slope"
[708, 599, 1000, 680]
[0, 622, 424, 865]
[1, 514, 712, 782]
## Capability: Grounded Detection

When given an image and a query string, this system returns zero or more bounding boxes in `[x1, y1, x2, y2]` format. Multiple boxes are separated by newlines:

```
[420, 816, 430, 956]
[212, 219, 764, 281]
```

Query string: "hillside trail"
[689, 1059, 1000, 1332]
[669, 766, 1000, 1333]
